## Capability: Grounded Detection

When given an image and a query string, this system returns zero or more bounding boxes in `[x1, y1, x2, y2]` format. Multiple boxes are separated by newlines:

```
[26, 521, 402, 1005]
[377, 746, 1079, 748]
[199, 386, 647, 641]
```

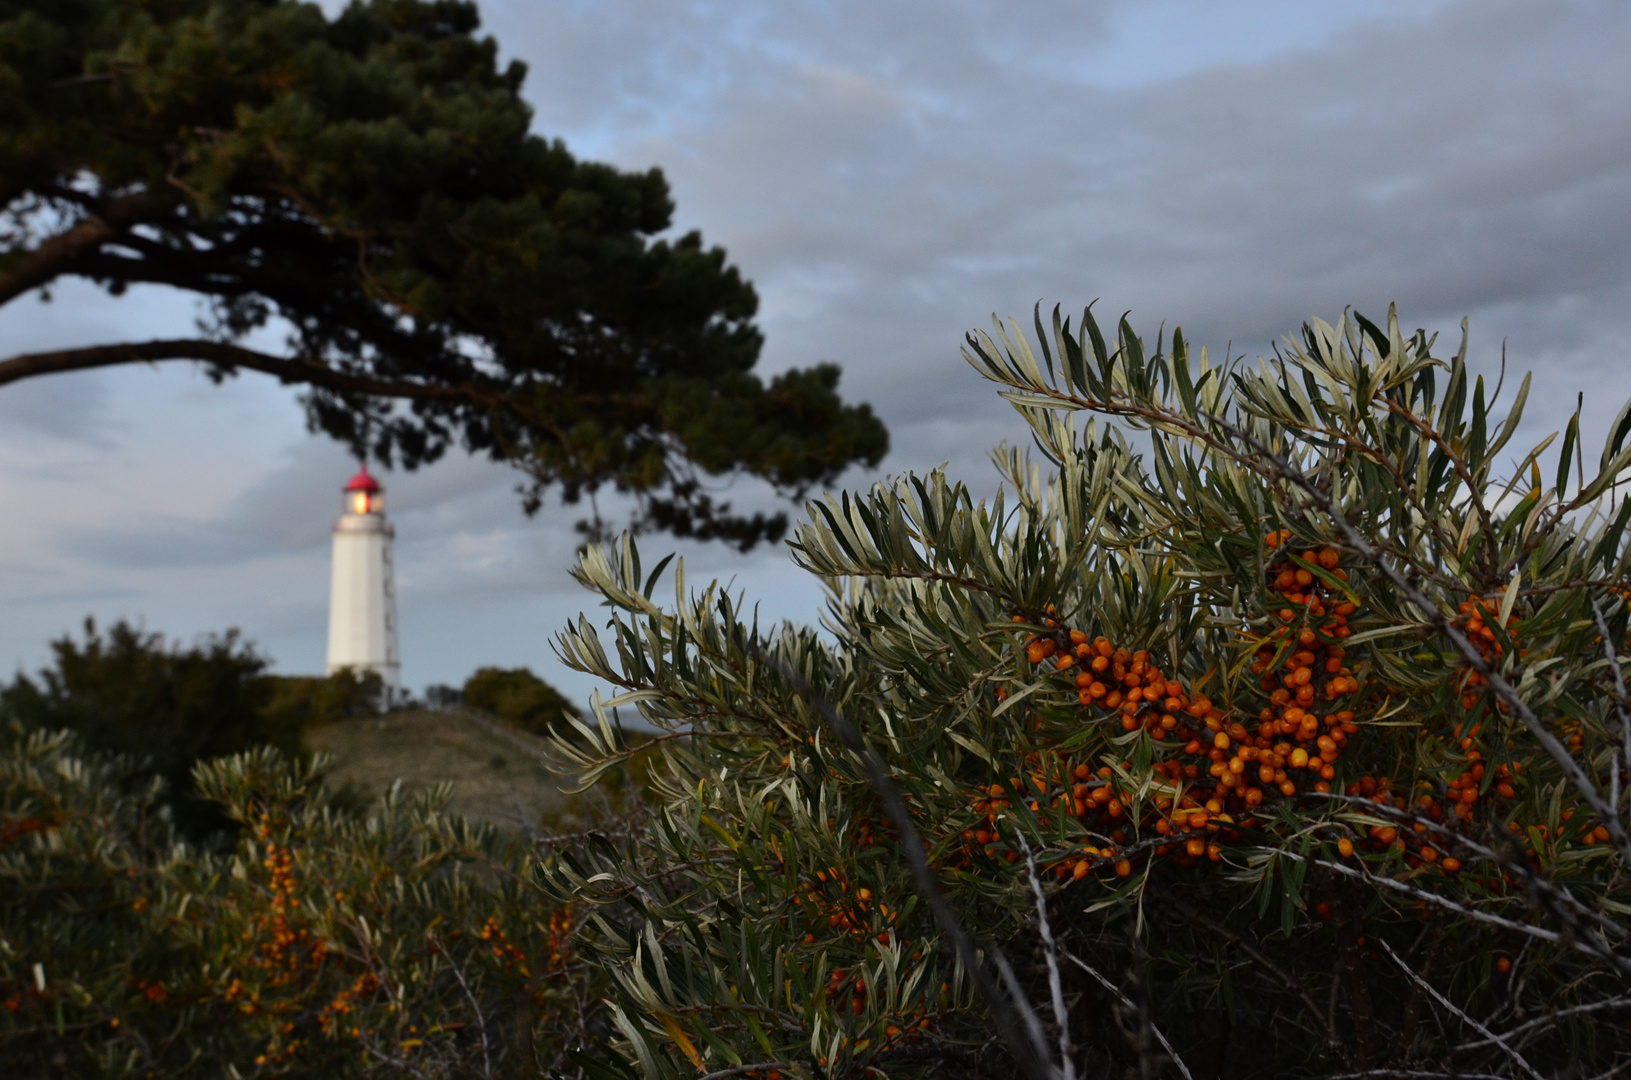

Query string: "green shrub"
[262, 669, 386, 730]
[463, 668, 581, 737]
[0, 726, 602, 1077]
[0, 620, 296, 838]
[547, 306, 1631, 1079]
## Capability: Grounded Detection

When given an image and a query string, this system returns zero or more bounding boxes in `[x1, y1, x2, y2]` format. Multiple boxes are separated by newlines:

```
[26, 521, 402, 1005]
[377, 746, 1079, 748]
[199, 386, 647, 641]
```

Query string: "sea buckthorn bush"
[0, 727, 599, 1077]
[550, 307, 1631, 1080]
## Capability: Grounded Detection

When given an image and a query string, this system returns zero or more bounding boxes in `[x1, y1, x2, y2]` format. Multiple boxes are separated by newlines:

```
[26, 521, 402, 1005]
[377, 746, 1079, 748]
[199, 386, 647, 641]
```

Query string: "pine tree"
[0, 0, 887, 547]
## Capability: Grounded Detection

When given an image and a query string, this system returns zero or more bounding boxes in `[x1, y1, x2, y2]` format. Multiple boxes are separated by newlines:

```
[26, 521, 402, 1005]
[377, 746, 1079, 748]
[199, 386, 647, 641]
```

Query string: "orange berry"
[1496, 957, 1512, 974]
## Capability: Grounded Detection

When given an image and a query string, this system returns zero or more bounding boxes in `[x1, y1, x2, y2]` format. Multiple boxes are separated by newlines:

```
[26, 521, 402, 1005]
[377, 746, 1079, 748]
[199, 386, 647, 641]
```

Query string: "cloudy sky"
[3, 0, 1630, 706]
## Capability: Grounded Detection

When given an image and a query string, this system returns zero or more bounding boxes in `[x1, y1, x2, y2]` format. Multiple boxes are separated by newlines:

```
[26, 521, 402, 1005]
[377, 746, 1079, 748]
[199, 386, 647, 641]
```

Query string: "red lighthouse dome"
[343, 465, 383, 514]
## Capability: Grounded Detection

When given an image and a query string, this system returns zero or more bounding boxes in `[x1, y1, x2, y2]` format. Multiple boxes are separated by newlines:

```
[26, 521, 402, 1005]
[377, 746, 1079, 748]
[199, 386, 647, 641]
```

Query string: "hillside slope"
[305, 708, 571, 832]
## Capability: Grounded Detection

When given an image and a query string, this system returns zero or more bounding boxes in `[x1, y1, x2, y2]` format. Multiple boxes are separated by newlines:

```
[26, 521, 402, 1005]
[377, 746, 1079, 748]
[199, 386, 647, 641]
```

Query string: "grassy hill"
[304, 708, 576, 832]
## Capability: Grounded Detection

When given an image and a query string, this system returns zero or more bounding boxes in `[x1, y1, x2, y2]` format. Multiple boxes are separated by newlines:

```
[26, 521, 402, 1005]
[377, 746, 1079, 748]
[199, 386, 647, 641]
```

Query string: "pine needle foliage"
[548, 305, 1631, 1080]
[0, 0, 888, 547]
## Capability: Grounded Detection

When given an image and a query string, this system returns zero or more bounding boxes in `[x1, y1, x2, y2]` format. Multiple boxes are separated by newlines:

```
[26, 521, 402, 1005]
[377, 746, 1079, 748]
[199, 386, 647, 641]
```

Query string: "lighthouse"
[326, 465, 400, 703]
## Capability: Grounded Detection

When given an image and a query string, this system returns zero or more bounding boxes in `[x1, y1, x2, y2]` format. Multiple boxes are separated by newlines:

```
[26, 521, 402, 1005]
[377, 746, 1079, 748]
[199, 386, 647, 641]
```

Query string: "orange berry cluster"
[794, 874, 937, 1044]
[1341, 778, 1463, 871]
[1455, 596, 1518, 709]
[994, 536, 1372, 873]
[826, 966, 870, 1016]
[849, 814, 897, 849]
[819, 966, 935, 1042]
[318, 972, 380, 1037]
[543, 908, 573, 980]
[480, 916, 533, 977]
[243, 824, 330, 990]
[2, 984, 45, 1016]
[221, 815, 338, 1066]
[1263, 531, 1356, 636]
[796, 866, 907, 950]
[962, 782, 1022, 865]
[970, 531, 1628, 903]
[960, 769, 1138, 876]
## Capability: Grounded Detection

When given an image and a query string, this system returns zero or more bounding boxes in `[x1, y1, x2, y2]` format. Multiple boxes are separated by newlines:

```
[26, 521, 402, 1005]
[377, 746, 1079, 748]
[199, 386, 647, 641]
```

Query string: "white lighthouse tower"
[326, 465, 400, 704]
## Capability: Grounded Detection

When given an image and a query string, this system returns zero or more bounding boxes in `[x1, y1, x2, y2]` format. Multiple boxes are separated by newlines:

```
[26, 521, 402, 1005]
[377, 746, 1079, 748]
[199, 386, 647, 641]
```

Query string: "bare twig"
[1376, 938, 1543, 1080]
[1583, 1059, 1631, 1080]
[1016, 830, 1077, 1080]
[990, 948, 1055, 1074]
[431, 935, 492, 1080]
[758, 649, 1054, 1080]
[1313, 793, 1631, 948]
[1266, 851, 1572, 949]
[1451, 997, 1631, 1051]
[1593, 598, 1631, 830]
[362, 1043, 436, 1080]
[1062, 952, 1193, 1080]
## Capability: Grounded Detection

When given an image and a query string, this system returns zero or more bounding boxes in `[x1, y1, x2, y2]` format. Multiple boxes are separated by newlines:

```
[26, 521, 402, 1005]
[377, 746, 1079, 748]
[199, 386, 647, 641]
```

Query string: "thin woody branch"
[1376, 938, 1544, 1080]
[0, 338, 486, 405]
[756, 649, 1057, 1080]
[0, 187, 179, 306]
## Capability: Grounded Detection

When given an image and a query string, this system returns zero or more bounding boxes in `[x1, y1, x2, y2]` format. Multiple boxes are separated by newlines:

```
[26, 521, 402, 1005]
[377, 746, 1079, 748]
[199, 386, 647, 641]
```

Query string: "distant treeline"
[0, 620, 580, 839]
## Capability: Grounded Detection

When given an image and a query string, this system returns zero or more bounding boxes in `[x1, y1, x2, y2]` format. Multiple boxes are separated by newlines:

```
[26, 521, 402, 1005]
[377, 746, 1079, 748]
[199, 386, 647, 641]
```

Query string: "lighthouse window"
[353, 491, 370, 515]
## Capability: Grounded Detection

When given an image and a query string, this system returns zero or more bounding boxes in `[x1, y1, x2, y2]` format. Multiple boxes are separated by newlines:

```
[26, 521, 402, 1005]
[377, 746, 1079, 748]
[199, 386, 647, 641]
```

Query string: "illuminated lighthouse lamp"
[347, 470, 384, 516]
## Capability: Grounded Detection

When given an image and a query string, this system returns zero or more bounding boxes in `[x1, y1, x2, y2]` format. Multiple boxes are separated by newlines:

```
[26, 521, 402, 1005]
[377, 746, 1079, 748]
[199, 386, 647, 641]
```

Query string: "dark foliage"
[0, 619, 296, 838]
[0, 731, 597, 1077]
[462, 665, 578, 737]
[262, 668, 386, 729]
[0, 0, 888, 546]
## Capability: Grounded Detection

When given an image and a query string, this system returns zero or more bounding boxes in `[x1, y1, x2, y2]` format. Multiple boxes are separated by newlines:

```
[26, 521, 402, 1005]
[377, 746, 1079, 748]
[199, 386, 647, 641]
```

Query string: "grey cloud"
[60, 441, 511, 569]
[593, 0, 1631, 481]
[2, 584, 142, 607]
[0, 371, 114, 446]
[10, 0, 1631, 692]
